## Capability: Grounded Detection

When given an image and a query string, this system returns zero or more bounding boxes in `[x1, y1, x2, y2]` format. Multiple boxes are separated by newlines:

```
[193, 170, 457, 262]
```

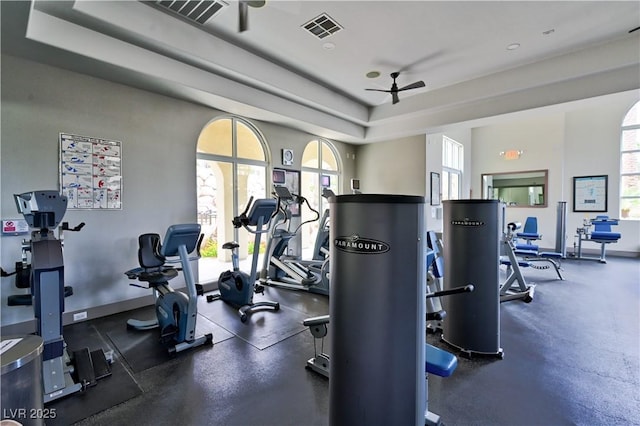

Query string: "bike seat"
[126, 266, 178, 285]
[223, 241, 240, 250]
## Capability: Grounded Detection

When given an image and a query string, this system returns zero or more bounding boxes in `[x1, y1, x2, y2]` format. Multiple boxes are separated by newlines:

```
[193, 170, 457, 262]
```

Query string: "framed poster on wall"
[430, 172, 441, 206]
[60, 132, 122, 209]
[573, 175, 607, 212]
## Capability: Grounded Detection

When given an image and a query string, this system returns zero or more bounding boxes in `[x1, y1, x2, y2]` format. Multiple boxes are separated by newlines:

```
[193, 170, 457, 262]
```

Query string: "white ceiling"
[2, 1, 639, 143]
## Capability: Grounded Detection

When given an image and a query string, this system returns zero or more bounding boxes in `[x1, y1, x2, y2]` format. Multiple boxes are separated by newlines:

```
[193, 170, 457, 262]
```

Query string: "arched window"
[300, 139, 340, 252]
[196, 117, 269, 282]
[620, 101, 640, 220]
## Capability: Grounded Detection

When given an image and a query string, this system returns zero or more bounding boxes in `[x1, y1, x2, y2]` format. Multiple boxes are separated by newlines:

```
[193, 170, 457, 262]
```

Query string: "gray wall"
[355, 135, 426, 196]
[0, 54, 356, 329]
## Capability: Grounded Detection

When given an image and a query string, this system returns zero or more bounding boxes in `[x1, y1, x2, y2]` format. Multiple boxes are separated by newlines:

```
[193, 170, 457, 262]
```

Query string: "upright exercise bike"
[125, 223, 213, 354]
[208, 197, 280, 322]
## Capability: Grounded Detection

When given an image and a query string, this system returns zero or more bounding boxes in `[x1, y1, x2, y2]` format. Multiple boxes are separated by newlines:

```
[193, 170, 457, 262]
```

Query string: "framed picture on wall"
[573, 175, 608, 212]
[430, 172, 441, 206]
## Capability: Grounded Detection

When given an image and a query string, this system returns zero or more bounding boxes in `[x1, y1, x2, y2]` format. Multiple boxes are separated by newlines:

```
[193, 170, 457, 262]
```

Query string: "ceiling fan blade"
[239, 1, 249, 32]
[365, 88, 392, 93]
[392, 92, 400, 105]
[397, 81, 426, 92]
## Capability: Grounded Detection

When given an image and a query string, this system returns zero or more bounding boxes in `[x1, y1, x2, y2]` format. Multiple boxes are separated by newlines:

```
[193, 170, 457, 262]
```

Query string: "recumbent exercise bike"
[125, 223, 213, 354]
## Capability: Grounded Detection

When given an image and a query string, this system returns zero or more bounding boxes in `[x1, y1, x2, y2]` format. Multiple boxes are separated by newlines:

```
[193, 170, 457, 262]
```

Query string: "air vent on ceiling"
[302, 13, 343, 39]
[155, 0, 228, 25]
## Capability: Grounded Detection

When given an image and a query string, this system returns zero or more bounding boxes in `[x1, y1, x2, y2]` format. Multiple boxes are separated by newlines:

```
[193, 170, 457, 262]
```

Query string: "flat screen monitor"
[273, 169, 286, 185]
[321, 175, 331, 188]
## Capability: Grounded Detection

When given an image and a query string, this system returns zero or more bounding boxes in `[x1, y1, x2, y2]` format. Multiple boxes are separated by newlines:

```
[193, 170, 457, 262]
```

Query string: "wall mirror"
[482, 169, 548, 207]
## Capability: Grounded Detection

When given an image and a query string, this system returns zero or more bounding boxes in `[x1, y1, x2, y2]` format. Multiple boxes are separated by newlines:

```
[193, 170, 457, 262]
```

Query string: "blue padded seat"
[539, 251, 563, 259]
[514, 249, 538, 257]
[426, 249, 434, 271]
[517, 232, 540, 240]
[426, 344, 457, 377]
[426, 231, 444, 278]
[500, 256, 531, 268]
[515, 243, 539, 252]
[591, 232, 621, 240]
[516, 217, 541, 241]
[591, 215, 621, 241]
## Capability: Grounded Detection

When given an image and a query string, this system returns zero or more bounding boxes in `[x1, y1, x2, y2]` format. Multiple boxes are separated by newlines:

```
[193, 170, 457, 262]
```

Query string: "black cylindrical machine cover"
[442, 199, 502, 355]
[329, 194, 426, 426]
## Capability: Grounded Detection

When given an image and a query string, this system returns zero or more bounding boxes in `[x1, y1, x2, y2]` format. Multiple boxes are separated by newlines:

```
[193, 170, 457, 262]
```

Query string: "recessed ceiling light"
[506, 43, 521, 51]
[323, 42, 335, 50]
[366, 71, 381, 78]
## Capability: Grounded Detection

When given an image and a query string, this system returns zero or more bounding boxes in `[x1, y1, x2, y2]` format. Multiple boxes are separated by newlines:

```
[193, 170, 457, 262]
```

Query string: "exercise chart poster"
[60, 133, 122, 209]
[573, 175, 607, 212]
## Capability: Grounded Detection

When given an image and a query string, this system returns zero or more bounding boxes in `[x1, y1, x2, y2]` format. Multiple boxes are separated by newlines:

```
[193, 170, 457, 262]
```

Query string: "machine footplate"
[91, 349, 113, 380]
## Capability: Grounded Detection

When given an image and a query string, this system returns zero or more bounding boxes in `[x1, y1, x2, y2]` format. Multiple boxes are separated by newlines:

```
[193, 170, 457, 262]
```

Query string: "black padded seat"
[135, 233, 179, 286]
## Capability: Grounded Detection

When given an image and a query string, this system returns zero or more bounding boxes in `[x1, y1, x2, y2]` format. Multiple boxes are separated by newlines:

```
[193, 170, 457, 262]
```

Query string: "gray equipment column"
[1, 335, 44, 426]
[555, 201, 568, 257]
[441, 200, 503, 358]
[329, 194, 426, 426]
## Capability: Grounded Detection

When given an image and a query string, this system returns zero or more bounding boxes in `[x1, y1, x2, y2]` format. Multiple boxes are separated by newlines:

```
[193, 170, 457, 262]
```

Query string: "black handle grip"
[427, 284, 474, 299]
[242, 196, 254, 216]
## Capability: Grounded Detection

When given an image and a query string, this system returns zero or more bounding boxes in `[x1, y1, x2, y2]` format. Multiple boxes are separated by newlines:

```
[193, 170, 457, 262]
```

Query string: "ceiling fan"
[238, 0, 266, 32]
[366, 72, 426, 105]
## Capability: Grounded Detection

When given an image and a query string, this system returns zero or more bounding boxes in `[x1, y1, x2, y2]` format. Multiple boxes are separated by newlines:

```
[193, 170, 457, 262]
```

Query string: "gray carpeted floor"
[50, 257, 639, 425]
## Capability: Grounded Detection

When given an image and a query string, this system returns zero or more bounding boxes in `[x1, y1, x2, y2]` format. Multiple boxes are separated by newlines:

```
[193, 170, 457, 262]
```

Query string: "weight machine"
[8, 191, 112, 403]
[572, 216, 621, 263]
[499, 222, 536, 303]
[303, 285, 473, 426]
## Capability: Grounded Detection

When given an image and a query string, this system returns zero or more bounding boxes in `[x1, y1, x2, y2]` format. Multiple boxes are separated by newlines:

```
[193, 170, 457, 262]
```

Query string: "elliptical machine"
[207, 197, 280, 323]
[310, 187, 333, 262]
[260, 186, 330, 295]
[125, 223, 214, 354]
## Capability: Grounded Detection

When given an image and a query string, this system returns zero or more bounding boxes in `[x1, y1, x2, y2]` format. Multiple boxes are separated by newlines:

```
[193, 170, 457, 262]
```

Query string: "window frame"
[442, 136, 463, 201]
[620, 101, 640, 220]
[300, 139, 341, 201]
[196, 116, 270, 239]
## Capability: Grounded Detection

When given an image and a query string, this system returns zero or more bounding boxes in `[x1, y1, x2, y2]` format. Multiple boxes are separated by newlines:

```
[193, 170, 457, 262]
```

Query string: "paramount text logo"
[450, 219, 485, 226]
[334, 235, 390, 254]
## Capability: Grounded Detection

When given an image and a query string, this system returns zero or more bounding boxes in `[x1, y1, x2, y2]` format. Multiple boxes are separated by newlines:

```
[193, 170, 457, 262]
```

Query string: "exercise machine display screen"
[273, 169, 286, 185]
